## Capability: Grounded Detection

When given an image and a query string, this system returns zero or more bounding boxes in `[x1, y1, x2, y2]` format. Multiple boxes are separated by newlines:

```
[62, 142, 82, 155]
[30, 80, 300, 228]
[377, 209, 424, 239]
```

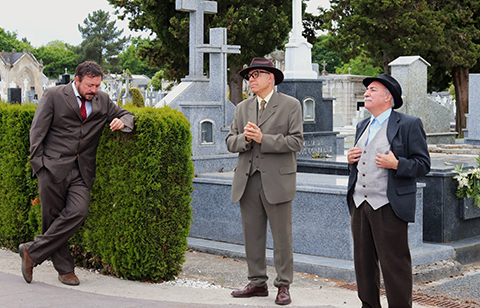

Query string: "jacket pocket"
[396, 184, 416, 195]
[279, 164, 297, 175]
[44, 148, 61, 158]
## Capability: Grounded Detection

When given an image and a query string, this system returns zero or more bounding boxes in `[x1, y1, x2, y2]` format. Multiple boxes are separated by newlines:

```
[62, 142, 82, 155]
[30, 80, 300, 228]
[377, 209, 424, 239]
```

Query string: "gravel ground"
[415, 262, 480, 306]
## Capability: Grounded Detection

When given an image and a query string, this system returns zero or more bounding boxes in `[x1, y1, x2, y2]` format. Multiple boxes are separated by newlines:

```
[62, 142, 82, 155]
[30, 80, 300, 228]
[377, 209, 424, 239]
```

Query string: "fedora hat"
[239, 58, 284, 85]
[363, 73, 403, 109]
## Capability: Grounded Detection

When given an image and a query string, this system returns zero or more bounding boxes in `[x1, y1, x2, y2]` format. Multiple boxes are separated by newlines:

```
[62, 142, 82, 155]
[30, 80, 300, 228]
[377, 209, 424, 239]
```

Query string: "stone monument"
[155, 0, 240, 173]
[390, 56, 456, 144]
[277, 0, 343, 157]
[464, 74, 480, 145]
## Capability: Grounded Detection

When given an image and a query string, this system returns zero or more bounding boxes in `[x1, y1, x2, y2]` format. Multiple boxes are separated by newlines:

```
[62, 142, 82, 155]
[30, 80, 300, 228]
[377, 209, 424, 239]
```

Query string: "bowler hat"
[239, 58, 284, 85]
[363, 73, 403, 109]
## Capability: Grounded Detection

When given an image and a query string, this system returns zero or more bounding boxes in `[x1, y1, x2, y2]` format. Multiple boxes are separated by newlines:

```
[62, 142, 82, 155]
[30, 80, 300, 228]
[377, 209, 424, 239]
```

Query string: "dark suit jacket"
[346, 110, 431, 222]
[226, 91, 303, 205]
[30, 82, 134, 189]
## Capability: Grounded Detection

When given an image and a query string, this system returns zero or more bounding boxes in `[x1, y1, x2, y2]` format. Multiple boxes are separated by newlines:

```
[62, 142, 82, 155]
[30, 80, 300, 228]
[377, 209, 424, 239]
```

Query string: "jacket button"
[363, 185, 366, 188]
[245, 173, 249, 176]
[362, 162, 365, 165]
[364, 195, 367, 198]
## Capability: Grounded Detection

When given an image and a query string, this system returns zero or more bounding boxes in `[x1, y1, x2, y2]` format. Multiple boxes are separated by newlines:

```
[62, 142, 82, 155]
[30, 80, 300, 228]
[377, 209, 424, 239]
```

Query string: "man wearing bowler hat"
[347, 73, 430, 307]
[226, 58, 303, 305]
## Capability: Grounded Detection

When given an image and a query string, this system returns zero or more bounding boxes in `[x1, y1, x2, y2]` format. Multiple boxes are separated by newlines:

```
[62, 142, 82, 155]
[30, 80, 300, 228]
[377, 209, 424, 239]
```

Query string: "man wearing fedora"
[226, 58, 303, 305]
[347, 73, 430, 307]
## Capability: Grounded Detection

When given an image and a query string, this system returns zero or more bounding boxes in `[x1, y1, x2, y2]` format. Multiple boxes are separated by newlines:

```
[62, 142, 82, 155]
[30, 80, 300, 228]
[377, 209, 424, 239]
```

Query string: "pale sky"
[2, 0, 330, 48]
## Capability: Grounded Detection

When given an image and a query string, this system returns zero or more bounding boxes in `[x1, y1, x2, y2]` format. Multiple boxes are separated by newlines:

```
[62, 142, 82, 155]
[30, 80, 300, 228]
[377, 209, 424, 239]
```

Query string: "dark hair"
[75, 61, 104, 81]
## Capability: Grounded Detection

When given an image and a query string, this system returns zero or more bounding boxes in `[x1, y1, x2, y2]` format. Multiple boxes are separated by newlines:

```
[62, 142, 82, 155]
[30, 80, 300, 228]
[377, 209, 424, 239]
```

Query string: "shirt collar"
[370, 108, 392, 125]
[72, 81, 81, 98]
[257, 89, 274, 109]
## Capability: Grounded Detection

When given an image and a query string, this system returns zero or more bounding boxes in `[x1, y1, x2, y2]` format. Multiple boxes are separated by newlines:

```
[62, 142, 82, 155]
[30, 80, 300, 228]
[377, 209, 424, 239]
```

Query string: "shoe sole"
[232, 292, 269, 298]
[19, 244, 32, 283]
[58, 276, 80, 286]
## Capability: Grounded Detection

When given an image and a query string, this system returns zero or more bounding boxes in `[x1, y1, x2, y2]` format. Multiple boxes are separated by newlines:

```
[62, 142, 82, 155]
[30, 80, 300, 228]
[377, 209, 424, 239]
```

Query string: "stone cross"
[321, 61, 328, 76]
[122, 70, 131, 104]
[176, 0, 218, 79]
[197, 28, 241, 102]
[292, 0, 304, 38]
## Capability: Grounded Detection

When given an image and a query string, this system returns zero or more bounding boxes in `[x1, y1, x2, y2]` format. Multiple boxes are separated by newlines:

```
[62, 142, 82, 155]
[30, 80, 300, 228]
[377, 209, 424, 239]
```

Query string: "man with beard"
[19, 61, 134, 286]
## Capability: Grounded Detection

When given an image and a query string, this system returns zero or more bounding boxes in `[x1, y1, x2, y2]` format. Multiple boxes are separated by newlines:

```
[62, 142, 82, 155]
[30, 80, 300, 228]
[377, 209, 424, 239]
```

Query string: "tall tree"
[119, 38, 160, 78]
[320, 0, 480, 136]
[32, 40, 77, 78]
[108, 0, 292, 104]
[77, 9, 129, 73]
[0, 28, 32, 52]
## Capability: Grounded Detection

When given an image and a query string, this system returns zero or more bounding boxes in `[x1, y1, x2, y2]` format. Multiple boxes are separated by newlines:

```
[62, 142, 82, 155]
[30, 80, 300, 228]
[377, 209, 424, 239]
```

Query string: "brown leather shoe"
[275, 286, 291, 305]
[58, 272, 80, 286]
[231, 283, 268, 297]
[19, 244, 36, 283]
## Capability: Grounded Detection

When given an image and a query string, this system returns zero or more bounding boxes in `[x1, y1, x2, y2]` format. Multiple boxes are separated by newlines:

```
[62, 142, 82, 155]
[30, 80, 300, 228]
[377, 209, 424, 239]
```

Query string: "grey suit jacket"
[30, 82, 134, 189]
[347, 110, 431, 222]
[226, 91, 303, 204]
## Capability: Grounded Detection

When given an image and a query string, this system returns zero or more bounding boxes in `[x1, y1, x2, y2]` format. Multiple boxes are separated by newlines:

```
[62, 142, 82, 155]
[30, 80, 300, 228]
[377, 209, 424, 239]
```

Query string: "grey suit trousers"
[240, 171, 293, 288]
[25, 163, 90, 274]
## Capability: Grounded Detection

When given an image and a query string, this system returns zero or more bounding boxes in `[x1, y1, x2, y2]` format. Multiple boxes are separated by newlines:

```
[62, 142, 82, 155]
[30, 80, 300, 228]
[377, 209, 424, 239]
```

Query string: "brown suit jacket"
[226, 91, 303, 204]
[30, 82, 134, 189]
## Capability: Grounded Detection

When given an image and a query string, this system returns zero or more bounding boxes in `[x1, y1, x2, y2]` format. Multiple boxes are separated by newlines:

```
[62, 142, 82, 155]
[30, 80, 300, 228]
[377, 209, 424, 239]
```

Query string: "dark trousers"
[25, 164, 90, 274]
[349, 201, 412, 308]
[239, 171, 293, 288]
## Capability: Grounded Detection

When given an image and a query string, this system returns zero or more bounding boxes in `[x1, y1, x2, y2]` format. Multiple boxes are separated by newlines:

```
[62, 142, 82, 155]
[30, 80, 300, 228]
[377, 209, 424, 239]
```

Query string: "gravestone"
[277, 0, 343, 157]
[283, 0, 318, 79]
[155, 0, 240, 174]
[8, 88, 21, 104]
[464, 74, 480, 145]
[176, 0, 217, 81]
[390, 56, 456, 144]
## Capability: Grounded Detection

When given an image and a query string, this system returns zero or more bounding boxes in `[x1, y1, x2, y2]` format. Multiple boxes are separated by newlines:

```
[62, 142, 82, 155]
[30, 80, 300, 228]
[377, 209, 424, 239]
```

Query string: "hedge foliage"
[0, 102, 193, 282]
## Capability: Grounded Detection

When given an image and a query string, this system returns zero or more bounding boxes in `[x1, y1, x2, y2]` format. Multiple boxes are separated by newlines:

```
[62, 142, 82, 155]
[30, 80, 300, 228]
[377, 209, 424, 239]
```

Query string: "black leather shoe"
[231, 283, 268, 297]
[19, 244, 36, 283]
[275, 286, 291, 305]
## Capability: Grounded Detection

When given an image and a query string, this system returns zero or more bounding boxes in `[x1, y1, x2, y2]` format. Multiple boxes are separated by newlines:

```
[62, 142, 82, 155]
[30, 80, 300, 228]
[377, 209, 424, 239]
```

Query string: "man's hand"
[110, 118, 125, 131]
[347, 147, 362, 164]
[244, 121, 263, 143]
[376, 150, 398, 170]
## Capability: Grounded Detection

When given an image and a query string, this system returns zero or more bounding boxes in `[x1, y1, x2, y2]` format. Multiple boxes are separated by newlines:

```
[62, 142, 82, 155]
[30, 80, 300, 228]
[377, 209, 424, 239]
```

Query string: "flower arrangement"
[452, 155, 480, 208]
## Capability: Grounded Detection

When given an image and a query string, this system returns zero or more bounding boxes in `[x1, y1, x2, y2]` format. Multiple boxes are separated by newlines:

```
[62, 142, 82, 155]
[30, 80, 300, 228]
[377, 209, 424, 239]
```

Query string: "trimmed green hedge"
[0, 102, 193, 282]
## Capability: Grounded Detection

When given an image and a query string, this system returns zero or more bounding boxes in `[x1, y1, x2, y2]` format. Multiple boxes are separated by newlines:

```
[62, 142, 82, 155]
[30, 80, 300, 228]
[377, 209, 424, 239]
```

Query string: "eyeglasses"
[244, 70, 271, 80]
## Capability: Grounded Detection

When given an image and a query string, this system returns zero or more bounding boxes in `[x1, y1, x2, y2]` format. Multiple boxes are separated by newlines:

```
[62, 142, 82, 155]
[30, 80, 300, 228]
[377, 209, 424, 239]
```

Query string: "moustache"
[364, 97, 372, 101]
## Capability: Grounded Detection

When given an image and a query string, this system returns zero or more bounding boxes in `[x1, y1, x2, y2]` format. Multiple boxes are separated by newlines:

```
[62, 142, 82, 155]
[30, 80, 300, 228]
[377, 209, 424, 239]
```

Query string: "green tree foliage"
[335, 54, 383, 76]
[320, 0, 441, 72]
[131, 87, 145, 107]
[78, 9, 129, 73]
[107, 0, 293, 104]
[32, 41, 77, 78]
[119, 38, 160, 78]
[311, 35, 343, 73]
[0, 27, 32, 52]
[149, 70, 167, 91]
[320, 0, 480, 136]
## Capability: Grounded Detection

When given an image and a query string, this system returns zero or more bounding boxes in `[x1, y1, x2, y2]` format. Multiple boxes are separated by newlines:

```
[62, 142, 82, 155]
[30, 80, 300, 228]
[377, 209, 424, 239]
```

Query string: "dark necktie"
[259, 100, 266, 118]
[79, 97, 87, 121]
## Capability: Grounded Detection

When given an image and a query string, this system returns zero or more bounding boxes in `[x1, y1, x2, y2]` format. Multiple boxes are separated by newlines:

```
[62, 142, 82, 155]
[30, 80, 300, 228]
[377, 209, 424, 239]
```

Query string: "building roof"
[0, 49, 42, 67]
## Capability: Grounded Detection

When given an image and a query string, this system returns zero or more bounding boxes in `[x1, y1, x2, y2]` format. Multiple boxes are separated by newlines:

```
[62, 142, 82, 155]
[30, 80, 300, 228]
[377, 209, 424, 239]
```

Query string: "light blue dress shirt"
[367, 108, 392, 145]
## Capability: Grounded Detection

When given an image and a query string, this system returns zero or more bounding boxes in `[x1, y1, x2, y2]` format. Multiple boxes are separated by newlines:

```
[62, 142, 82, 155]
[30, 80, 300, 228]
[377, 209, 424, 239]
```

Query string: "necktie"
[79, 97, 87, 121]
[259, 100, 266, 118]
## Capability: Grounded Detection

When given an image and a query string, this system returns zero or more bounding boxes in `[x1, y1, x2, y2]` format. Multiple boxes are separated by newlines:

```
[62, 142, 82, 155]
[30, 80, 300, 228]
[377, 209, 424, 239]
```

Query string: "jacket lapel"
[387, 110, 400, 144]
[247, 97, 257, 125]
[63, 82, 83, 121]
[355, 118, 370, 146]
[258, 91, 278, 127]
